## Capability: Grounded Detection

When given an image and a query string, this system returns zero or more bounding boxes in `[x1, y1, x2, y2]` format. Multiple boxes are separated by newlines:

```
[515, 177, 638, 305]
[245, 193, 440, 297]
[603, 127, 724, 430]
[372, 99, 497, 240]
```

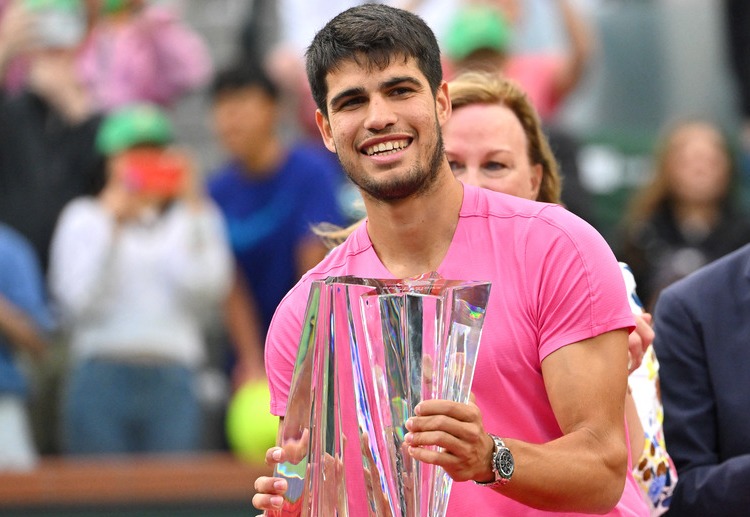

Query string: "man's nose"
[364, 95, 397, 131]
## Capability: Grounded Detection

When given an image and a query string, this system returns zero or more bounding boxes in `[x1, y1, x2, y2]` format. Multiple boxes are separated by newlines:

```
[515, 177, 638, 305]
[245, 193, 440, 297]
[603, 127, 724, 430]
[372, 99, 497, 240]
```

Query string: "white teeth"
[365, 139, 409, 156]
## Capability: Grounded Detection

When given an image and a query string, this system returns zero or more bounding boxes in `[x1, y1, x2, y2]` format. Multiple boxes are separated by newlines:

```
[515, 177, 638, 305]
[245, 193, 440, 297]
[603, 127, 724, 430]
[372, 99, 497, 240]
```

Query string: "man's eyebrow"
[330, 87, 366, 111]
[329, 76, 425, 111]
[381, 76, 423, 89]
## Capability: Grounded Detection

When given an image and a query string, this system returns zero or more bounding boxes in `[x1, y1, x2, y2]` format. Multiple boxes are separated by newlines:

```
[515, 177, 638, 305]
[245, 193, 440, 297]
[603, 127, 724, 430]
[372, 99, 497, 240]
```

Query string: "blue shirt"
[0, 224, 54, 396]
[208, 144, 346, 335]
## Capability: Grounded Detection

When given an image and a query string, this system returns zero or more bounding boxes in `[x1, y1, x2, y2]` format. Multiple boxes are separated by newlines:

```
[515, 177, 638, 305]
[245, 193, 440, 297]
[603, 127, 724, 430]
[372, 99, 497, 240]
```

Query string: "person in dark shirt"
[0, 1, 102, 270]
[207, 61, 346, 386]
[619, 119, 750, 310]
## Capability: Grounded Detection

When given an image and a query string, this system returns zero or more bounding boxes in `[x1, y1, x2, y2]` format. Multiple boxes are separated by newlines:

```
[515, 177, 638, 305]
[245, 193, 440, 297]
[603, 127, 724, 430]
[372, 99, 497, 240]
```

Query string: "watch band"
[474, 434, 514, 488]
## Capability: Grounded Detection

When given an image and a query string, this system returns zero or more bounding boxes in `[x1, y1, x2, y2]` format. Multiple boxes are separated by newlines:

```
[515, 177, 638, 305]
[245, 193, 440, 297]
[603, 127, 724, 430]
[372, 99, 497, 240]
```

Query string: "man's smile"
[361, 138, 412, 156]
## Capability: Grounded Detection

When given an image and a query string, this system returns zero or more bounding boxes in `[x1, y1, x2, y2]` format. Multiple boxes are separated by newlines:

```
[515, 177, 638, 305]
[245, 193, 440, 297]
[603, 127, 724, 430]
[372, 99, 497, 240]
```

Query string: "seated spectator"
[207, 61, 346, 387]
[652, 242, 750, 515]
[0, 222, 53, 470]
[48, 103, 232, 455]
[618, 119, 750, 310]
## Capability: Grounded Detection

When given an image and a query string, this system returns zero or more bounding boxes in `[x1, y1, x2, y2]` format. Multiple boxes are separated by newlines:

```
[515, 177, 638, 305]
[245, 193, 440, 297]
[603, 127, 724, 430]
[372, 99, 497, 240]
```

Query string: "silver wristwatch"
[474, 434, 514, 488]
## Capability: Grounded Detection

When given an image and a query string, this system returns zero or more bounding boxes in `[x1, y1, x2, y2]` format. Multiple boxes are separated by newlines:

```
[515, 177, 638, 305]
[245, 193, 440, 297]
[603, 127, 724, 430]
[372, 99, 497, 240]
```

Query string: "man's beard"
[338, 125, 445, 203]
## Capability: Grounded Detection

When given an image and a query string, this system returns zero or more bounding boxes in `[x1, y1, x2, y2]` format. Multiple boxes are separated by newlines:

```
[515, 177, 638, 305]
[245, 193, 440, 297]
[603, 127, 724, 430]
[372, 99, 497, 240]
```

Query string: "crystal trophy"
[270, 273, 491, 517]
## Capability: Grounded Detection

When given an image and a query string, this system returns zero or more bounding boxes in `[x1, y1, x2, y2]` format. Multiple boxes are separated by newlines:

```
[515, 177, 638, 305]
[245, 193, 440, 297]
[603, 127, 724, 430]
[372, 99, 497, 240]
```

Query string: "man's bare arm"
[406, 329, 630, 514]
[0, 294, 48, 359]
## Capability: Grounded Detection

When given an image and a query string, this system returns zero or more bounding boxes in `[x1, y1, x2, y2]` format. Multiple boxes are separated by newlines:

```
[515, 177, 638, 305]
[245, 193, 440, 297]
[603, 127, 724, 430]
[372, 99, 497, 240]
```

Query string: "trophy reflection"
[270, 273, 491, 517]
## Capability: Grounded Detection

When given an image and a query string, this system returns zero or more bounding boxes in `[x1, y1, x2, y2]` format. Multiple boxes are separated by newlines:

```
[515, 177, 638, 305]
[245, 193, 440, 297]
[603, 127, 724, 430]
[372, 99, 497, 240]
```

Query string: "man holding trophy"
[253, 4, 648, 516]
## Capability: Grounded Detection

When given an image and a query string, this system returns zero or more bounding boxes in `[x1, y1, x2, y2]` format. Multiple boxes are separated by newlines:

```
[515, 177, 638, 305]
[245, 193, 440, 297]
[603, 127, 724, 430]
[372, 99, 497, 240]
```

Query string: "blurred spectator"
[265, 0, 459, 140]
[0, 0, 99, 456]
[206, 61, 346, 386]
[76, 0, 212, 112]
[443, 0, 594, 122]
[48, 103, 232, 454]
[0, 223, 53, 470]
[441, 0, 597, 225]
[618, 119, 750, 311]
[274, 0, 458, 65]
[652, 242, 750, 515]
[0, 0, 34, 93]
[0, 0, 101, 272]
[237, 0, 278, 68]
[724, 0, 750, 179]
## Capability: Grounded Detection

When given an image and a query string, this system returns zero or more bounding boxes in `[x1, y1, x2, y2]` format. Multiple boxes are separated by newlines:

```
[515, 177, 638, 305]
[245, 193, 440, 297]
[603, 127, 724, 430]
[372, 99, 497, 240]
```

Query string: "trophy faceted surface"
[271, 273, 491, 517]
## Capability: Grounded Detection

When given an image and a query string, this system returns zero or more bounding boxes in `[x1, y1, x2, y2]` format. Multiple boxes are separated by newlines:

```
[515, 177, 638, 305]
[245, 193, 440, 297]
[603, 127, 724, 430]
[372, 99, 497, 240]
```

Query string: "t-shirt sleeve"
[525, 205, 634, 360]
[265, 280, 311, 417]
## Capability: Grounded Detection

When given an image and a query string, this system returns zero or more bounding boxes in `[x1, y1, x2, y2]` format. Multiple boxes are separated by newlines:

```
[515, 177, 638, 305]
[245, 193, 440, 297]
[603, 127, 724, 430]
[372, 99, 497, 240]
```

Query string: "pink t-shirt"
[266, 185, 646, 516]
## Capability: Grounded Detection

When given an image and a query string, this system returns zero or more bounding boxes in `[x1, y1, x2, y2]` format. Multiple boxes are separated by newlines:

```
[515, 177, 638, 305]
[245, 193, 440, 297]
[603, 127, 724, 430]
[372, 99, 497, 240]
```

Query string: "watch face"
[496, 449, 514, 479]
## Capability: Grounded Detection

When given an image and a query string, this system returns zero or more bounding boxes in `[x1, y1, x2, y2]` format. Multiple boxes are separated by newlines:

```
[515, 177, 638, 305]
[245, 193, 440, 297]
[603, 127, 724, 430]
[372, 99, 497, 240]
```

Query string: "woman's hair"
[624, 118, 735, 226]
[448, 71, 562, 203]
[305, 3, 443, 117]
[312, 219, 365, 250]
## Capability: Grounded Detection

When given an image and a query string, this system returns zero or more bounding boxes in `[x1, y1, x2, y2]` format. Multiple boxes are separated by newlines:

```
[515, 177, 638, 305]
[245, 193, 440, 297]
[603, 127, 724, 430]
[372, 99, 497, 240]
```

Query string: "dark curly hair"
[305, 3, 443, 117]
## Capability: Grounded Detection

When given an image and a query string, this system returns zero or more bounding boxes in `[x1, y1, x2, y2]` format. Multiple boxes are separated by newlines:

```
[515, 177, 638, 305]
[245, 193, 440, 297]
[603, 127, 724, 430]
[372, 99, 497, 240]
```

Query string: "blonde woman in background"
[443, 71, 676, 516]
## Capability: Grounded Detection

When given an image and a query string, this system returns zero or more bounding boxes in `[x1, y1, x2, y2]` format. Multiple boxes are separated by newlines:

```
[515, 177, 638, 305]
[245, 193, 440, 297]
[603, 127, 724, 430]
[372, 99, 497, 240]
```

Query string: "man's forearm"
[496, 429, 628, 513]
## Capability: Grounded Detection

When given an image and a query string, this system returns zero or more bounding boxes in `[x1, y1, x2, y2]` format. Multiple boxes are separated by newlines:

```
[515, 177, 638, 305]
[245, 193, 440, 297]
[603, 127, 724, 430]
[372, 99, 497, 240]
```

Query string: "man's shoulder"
[462, 184, 578, 228]
[206, 161, 241, 191]
[58, 197, 100, 219]
[0, 224, 45, 294]
[307, 229, 372, 278]
[0, 223, 28, 247]
[0, 224, 35, 264]
[277, 229, 372, 306]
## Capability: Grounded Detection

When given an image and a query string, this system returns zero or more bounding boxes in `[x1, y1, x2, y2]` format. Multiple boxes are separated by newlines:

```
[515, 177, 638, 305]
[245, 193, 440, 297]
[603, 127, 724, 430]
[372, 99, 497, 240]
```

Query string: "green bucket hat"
[24, 0, 82, 11]
[96, 104, 174, 156]
[100, 0, 130, 14]
[443, 6, 512, 62]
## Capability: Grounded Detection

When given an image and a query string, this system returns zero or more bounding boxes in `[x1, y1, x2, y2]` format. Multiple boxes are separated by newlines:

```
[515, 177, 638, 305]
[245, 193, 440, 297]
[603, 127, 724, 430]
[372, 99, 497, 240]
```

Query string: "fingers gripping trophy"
[272, 273, 490, 517]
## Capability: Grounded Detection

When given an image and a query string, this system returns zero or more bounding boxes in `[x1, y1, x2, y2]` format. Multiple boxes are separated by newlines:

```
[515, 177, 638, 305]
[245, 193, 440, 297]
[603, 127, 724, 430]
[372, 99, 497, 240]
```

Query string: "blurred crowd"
[1, 0, 750, 513]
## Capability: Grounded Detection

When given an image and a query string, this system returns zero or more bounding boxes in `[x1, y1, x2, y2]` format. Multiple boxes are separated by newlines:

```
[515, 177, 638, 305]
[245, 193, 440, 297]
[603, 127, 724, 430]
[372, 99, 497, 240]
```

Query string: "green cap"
[443, 6, 512, 61]
[96, 104, 174, 156]
[24, 0, 82, 12]
[100, 0, 129, 14]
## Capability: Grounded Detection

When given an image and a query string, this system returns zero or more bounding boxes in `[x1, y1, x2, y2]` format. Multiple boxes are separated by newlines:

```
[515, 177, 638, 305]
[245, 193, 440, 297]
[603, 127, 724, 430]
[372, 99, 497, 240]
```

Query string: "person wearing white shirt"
[49, 103, 232, 454]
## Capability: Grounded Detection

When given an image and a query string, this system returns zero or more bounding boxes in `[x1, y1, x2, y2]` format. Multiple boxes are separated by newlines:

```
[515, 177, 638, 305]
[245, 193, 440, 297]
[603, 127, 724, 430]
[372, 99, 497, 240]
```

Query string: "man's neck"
[365, 171, 464, 279]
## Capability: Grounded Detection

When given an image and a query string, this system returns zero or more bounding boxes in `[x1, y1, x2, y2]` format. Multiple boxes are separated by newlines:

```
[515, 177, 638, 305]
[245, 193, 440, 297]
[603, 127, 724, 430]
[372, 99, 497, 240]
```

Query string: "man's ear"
[436, 81, 452, 127]
[315, 110, 336, 153]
